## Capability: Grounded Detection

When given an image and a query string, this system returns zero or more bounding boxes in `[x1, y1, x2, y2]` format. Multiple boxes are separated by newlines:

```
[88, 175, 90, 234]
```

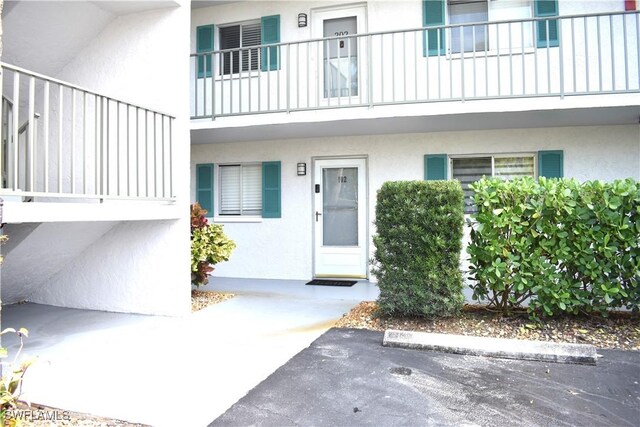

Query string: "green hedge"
[372, 181, 465, 317]
[468, 177, 640, 318]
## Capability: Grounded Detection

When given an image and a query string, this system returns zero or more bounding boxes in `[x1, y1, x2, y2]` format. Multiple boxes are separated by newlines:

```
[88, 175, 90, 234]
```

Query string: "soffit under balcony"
[190, 99, 640, 144]
[192, 1, 237, 9]
[2, 1, 116, 77]
[90, 1, 177, 15]
[1, 1, 177, 79]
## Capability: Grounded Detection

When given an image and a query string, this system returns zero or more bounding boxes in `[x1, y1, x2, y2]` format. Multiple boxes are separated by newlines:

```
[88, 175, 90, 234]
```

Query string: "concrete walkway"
[2, 278, 379, 426]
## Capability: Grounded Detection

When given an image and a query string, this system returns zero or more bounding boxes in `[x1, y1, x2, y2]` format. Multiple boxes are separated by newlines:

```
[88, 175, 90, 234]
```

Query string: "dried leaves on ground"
[15, 403, 147, 426]
[191, 290, 235, 312]
[335, 301, 640, 350]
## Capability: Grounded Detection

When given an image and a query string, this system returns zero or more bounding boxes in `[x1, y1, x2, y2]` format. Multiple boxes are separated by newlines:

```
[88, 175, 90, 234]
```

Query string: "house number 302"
[338, 176, 347, 183]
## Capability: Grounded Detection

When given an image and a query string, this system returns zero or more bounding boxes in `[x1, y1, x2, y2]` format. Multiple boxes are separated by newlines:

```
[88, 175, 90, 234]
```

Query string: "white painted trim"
[312, 156, 368, 279]
[3, 202, 182, 223]
[310, 3, 369, 107]
[213, 216, 262, 223]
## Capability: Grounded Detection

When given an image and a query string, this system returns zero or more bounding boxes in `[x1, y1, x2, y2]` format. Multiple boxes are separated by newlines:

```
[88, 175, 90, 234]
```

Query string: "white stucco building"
[0, 1, 638, 315]
[190, 0, 640, 281]
[1, 1, 192, 315]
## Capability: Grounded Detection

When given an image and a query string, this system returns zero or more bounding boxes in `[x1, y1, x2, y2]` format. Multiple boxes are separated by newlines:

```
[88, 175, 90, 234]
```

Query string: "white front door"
[313, 158, 367, 278]
[311, 5, 368, 106]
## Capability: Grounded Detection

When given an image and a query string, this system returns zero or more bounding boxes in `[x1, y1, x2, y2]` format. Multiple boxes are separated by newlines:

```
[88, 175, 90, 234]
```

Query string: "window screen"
[449, 0, 488, 53]
[494, 156, 535, 180]
[452, 157, 491, 213]
[452, 155, 535, 214]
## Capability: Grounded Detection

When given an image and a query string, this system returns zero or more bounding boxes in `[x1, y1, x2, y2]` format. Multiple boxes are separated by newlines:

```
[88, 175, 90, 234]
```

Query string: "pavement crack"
[248, 403, 299, 426]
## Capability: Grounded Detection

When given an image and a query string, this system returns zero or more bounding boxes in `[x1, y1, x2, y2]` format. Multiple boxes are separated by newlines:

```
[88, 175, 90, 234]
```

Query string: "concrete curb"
[382, 329, 597, 365]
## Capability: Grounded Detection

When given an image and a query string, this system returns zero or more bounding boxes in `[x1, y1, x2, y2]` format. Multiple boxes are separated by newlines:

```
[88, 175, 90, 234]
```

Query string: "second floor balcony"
[190, 11, 640, 123]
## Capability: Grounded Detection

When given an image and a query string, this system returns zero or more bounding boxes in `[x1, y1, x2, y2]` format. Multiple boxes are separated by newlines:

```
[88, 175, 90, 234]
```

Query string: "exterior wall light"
[297, 162, 307, 176]
[298, 13, 308, 28]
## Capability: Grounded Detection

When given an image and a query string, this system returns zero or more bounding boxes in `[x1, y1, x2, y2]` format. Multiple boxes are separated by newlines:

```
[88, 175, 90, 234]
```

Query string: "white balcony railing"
[191, 11, 640, 120]
[1, 62, 175, 202]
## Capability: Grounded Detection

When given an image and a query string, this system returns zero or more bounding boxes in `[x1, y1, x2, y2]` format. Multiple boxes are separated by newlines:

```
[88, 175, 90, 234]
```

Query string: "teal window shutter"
[262, 161, 281, 218]
[534, 0, 559, 48]
[196, 164, 215, 216]
[423, 0, 445, 57]
[538, 150, 564, 178]
[197, 25, 215, 78]
[261, 15, 280, 71]
[424, 154, 448, 180]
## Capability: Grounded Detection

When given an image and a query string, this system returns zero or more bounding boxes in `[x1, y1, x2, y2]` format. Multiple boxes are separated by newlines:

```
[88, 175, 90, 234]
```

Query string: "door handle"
[315, 211, 322, 222]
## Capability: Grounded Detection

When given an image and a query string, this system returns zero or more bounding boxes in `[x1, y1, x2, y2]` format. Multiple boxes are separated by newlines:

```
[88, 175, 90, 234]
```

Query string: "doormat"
[305, 279, 357, 287]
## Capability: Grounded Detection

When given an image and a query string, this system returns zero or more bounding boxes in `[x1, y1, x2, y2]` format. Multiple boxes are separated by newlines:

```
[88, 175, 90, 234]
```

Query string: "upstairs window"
[219, 22, 261, 75]
[449, 0, 488, 53]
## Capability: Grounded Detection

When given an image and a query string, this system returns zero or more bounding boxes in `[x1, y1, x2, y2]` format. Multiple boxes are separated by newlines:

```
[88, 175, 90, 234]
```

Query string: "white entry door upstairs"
[311, 4, 368, 106]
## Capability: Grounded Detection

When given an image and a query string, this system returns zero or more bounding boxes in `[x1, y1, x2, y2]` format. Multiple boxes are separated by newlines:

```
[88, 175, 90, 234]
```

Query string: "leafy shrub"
[0, 328, 33, 426]
[372, 180, 465, 317]
[0, 238, 33, 426]
[0, 235, 6, 265]
[468, 177, 640, 318]
[191, 203, 236, 286]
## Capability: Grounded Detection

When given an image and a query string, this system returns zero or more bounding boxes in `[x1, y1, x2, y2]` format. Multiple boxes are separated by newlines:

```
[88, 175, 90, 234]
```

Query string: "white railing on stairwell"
[1, 62, 175, 202]
[190, 11, 640, 120]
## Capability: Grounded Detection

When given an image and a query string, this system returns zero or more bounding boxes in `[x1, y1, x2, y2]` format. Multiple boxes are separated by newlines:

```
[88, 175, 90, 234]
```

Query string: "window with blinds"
[219, 22, 261, 75]
[452, 155, 535, 213]
[449, 0, 488, 53]
[219, 164, 262, 216]
[452, 157, 492, 214]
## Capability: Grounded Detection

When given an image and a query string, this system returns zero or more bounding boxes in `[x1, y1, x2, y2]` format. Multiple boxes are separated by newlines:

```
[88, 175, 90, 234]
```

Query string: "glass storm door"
[323, 16, 358, 98]
[313, 158, 367, 278]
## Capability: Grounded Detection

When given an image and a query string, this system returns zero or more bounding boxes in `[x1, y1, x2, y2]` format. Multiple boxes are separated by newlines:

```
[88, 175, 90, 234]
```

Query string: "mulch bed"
[13, 403, 147, 426]
[191, 290, 235, 312]
[335, 301, 640, 350]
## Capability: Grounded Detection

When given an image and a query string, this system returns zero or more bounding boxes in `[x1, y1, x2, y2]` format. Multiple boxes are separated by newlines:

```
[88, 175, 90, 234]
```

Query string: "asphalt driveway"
[212, 328, 640, 427]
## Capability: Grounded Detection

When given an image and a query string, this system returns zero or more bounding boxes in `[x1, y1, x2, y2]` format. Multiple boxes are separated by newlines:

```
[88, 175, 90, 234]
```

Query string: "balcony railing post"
[287, 43, 291, 113]
[597, 16, 603, 91]
[571, 17, 576, 93]
[105, 98, 110, 198]
[12, 72, 19, 191]
[460, 25, 465, 101]
[83, 91, 88, 195]
[169, 118, 173, 198]
[622, 13, 628, 91]
[212, 53, 216, 120]
[610, 14, 616, 91]
[367, 34, 373, 108]
[28, 76, 35, 192]
[559, 17, 565, 98]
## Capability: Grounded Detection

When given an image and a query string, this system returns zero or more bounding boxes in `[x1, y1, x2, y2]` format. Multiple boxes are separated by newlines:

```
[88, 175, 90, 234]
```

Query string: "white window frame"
[449, 152, 537, 213]
[218, 19, 261, 76]
[445, 0, 536, 57]
[449, 152, 538, 178]
[447, 0, 490, 54]
[216, 162, 263, 218]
